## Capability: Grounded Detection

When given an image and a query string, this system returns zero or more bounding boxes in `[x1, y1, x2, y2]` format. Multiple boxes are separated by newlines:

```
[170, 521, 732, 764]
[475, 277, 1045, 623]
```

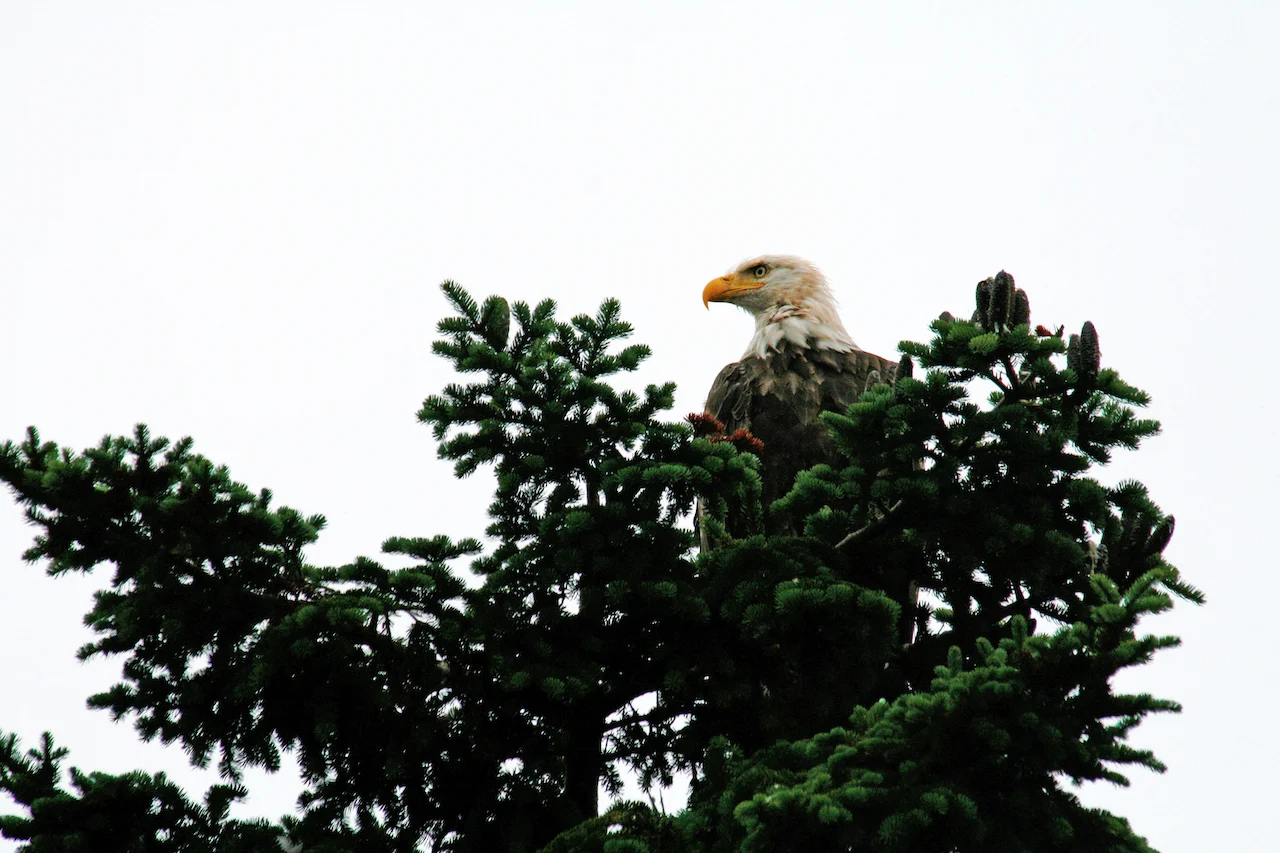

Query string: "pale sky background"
[2, 3, 1275, 850]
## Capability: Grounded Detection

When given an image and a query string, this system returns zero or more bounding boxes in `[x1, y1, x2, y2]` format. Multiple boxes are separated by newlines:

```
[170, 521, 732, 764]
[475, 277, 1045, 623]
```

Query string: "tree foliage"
[0, 273, 1198, 852]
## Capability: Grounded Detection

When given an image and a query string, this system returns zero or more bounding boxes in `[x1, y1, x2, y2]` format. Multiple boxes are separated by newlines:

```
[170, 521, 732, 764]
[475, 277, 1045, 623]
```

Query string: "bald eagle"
[702, 254, 900, 522]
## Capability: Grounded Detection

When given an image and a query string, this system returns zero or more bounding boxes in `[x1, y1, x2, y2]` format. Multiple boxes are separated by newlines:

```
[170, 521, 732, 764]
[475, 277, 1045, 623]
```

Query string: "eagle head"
[702, 255, 827, 314]
[702, 255, 856, 355]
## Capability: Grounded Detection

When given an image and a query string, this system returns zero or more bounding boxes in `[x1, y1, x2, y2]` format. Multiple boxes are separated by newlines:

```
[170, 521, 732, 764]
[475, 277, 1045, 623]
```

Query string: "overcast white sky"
[2, 3, 1276, 850]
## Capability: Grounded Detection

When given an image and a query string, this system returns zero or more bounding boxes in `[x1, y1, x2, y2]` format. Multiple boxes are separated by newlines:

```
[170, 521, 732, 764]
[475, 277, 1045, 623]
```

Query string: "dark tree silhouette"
[0, 274, 1198, 852]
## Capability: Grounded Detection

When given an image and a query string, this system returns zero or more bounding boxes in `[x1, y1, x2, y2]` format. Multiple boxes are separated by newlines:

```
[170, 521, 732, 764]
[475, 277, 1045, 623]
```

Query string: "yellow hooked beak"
[702, 273, 763, 309]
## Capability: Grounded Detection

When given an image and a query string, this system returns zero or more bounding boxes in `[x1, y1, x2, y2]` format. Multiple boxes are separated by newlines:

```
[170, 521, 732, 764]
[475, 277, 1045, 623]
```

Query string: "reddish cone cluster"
[686, 412, 765, 455]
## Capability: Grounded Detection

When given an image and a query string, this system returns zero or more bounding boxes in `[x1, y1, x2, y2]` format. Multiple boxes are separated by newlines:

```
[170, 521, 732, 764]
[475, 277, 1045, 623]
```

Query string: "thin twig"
[835, 500, 906, 549]
[1001, 355, 1022, 396]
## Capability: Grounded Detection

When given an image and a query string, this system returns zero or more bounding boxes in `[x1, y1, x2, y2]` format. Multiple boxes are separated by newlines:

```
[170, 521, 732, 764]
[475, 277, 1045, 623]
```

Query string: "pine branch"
[835, 500, 906, 549]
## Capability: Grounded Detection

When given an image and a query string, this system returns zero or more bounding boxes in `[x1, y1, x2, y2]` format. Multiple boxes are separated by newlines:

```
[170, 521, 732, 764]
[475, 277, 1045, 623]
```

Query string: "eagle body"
[701, 254, 920, 645]
[702, 255, 897, 513]
[706, 346, 897, 511]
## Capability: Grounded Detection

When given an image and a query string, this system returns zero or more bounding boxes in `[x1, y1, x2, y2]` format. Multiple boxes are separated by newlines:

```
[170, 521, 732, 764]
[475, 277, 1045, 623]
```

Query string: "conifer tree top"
[0, 274, 1198, 853]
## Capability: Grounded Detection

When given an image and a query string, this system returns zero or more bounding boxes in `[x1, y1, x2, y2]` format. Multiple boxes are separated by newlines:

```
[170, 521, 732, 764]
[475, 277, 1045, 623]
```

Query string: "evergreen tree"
[0, 274, 1198, 852]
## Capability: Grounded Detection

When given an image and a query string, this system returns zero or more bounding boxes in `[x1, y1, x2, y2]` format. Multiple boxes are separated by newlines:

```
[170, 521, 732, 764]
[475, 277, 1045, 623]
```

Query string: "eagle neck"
[745, 302, 859, 359]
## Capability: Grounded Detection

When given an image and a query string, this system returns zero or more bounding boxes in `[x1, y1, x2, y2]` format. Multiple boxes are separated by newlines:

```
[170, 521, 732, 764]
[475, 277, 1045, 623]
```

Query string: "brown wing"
[705, 347, 898, 513]
[706, 347, 919, 643]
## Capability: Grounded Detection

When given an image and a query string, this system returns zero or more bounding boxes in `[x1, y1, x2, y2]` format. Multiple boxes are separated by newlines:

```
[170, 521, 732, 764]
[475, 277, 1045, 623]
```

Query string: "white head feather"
[705, 255, 859, 358]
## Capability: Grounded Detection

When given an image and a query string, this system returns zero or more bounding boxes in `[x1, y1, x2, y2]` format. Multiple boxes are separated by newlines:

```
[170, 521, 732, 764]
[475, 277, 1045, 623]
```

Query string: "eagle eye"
[751, 264, 768, 279]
